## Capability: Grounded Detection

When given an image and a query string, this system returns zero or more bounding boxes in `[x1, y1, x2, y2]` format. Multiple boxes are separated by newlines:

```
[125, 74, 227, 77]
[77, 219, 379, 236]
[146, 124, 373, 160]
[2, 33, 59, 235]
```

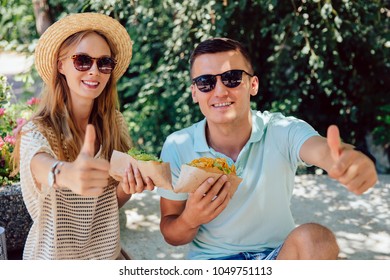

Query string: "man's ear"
[191, 84, 198, 103]
[250, 75, 259, 97]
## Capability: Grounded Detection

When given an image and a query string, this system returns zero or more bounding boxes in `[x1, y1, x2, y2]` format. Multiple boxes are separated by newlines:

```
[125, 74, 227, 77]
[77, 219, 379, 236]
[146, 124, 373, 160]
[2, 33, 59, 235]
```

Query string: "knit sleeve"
[19, 122, 122, 259]
[19, 121, 56, 213]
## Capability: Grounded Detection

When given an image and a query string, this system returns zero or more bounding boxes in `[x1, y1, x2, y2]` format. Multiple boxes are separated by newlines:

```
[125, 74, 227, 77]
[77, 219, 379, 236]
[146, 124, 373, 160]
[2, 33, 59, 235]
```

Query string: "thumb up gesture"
[326, 125, 377, 195]
[61, 125, 110, 196]
[327, 125, 342, 161]
[80, 123, 97, 158]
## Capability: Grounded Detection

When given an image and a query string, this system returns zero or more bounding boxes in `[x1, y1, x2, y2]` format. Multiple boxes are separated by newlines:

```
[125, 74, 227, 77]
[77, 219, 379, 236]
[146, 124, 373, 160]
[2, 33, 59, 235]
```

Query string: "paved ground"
[120, 174, 390, 260]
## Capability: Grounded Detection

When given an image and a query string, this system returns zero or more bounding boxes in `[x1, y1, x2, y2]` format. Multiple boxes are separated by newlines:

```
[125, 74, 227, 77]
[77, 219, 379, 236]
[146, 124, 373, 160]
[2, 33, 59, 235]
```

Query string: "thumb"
[327, 125, 341, 161]
[81, 124, 96, 157]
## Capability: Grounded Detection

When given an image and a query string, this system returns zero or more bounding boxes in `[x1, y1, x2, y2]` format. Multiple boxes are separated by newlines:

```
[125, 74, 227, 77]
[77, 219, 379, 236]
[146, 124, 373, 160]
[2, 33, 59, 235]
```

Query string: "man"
[156, 38, 377, 260]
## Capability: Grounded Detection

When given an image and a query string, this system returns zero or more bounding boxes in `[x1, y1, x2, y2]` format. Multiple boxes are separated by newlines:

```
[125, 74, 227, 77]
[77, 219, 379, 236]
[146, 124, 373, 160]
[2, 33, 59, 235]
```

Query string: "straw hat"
[35, 12, 132, 84]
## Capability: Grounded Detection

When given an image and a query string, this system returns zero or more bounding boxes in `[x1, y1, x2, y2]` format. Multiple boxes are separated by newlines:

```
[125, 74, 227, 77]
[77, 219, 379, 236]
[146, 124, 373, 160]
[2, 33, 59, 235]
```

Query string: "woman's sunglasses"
[70, 54, 116, 74]
[192, 69, 254, 93]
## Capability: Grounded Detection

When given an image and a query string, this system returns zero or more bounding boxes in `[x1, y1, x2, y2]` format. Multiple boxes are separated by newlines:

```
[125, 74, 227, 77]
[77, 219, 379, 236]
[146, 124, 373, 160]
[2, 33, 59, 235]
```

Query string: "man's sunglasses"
[70, 54, 116, 74]
[192, 69, 254, 93]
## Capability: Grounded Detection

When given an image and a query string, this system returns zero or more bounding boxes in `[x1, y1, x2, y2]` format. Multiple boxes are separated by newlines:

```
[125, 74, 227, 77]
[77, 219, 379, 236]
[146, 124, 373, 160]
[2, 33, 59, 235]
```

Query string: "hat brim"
[35, 13, 132, 84]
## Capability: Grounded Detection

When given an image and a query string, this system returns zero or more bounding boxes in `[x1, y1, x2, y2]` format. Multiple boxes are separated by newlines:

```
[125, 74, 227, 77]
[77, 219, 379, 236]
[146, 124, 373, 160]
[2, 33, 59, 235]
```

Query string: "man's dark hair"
[189, 37, 253, 77]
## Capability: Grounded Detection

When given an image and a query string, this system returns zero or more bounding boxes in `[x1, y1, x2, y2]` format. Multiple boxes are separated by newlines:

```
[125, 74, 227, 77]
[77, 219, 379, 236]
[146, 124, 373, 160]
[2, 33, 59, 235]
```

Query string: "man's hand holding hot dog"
[183, 175, 231, 228]
[160, 175, 231, 246]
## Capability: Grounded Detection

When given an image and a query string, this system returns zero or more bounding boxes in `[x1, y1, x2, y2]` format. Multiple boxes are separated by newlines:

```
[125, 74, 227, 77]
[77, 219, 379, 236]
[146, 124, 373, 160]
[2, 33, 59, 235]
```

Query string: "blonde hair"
[13, 30, 131, 170]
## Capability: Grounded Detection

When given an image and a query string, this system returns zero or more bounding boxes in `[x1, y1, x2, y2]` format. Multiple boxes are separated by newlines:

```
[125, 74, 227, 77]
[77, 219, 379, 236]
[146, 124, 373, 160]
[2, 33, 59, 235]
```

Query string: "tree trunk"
[32, 0, 53, 36]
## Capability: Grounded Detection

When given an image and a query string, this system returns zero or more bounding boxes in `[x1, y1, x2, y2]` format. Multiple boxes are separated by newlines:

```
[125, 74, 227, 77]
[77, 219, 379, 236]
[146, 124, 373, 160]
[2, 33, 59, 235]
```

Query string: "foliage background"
[1, 0, 389, 172]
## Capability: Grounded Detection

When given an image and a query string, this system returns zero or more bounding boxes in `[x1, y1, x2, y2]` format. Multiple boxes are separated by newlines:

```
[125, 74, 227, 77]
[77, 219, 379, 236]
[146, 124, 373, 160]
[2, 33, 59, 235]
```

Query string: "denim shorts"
[210, 244, 283, 260]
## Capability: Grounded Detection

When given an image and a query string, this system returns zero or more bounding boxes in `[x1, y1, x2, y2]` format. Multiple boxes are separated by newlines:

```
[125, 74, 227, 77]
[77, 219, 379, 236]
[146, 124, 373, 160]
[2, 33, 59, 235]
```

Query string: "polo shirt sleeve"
[156, 133, 189, 201]
[288, 118, 319, 166]
[269, 114, 319, 170]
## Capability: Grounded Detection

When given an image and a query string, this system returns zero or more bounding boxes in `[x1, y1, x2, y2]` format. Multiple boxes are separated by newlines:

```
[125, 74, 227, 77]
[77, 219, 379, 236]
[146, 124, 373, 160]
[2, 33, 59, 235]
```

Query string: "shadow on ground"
[292, 174, 390, 260]
[120, 191, 188, 260]
[120, 174, 390, 260]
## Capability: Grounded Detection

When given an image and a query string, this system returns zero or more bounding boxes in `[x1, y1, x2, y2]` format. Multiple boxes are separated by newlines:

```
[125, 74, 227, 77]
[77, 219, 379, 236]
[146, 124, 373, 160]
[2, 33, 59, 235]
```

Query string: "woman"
[13, 13, 154, 259]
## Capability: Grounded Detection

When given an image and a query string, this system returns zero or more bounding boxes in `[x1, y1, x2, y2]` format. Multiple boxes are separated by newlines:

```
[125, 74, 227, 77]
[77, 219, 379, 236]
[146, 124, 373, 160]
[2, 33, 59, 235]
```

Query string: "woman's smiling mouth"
[82, 80, 100, 88]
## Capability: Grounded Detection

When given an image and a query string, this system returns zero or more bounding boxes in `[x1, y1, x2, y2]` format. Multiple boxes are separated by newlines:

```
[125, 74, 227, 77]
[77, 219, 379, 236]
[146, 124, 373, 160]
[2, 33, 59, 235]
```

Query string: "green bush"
[0, 0, 37, 52]
[122, 0, 390, 158]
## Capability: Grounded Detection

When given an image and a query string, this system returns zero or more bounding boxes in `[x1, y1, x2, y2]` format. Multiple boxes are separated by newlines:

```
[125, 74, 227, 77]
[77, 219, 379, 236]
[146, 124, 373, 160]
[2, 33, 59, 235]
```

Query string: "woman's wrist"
[54, 161, 66, 189]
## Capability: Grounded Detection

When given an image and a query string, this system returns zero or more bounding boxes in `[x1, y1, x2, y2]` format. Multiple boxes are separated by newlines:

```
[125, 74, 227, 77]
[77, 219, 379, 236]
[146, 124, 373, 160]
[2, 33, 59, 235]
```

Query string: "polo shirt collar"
[194, 118, 209, 152]
[248, 109, 265, 143]
[193, 110, 266, 152]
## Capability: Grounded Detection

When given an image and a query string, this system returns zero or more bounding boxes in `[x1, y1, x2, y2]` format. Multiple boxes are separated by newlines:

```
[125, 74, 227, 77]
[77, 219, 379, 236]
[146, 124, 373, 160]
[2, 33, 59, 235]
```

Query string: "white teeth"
[83, 80, 99, 86]
[213, 102, 231, 107]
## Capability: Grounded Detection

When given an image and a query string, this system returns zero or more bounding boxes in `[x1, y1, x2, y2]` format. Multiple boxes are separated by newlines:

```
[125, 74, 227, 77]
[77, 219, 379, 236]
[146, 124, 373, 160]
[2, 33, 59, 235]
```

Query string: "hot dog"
[187, 157, 236, 175]
[127, 147, 162, 162]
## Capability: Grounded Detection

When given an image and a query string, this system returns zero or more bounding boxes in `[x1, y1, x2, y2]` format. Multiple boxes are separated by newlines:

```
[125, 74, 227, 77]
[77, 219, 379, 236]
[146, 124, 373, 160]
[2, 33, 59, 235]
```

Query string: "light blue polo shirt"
[157, 110, 319, 260]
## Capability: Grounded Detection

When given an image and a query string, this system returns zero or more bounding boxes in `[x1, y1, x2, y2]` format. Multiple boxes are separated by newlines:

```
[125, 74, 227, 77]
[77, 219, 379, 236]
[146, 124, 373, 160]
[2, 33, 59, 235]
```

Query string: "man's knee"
[303, 223, 336, 239]
[281, 223, 339, 259]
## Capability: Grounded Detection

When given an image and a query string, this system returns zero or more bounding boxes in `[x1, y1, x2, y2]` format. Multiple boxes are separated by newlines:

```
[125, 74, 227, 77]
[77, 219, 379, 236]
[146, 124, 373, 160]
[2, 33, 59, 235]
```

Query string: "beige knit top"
[20, 115, 126, 260]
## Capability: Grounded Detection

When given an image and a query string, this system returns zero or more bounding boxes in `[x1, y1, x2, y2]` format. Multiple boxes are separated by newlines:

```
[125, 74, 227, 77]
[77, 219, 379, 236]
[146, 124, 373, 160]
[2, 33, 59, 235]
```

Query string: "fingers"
[212, 181, 231, 212]
[73, 158, 110, 188]
[70, 125, 111, 196]
[80, 124, 96, 157]
[121, 163, 155, 194]
[203, 175, 230, 202]
[210, 181, 231, 206]
[184, 175, 231, 226]
[326, 125, 377, 195]
[338, 172, 376, 195]
[73, 166, 110, 190]
[194, 175, 231, 210]
[84, 157, 111, 171]
[329, 149, 378, 194]
[327, 125, 341, 161]
[328, 149, 354, 178]
[195, 175, 228, 199]
[144, 176, 156, 191]
[124, 164, 142, 193]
